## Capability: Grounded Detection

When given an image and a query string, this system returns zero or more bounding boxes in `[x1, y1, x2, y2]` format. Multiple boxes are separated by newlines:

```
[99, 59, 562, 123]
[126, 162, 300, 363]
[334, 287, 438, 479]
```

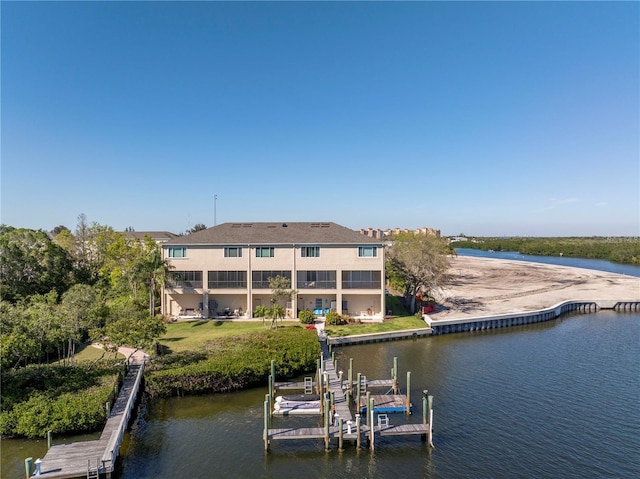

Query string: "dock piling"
[24, 457, 32, 479]
[263, 399, 269, 451]
[428, 395, 434, 448]
[406, 371, 411, 414]
[47, 430, 52, 449]
[393, 357, 398, 394]
[338, 417, 344, 450]
[356, 414, 361, 449]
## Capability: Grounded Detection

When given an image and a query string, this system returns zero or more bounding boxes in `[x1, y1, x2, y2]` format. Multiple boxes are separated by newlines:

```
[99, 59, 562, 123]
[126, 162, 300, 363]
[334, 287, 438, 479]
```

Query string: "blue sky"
[2, 1, 638, 237]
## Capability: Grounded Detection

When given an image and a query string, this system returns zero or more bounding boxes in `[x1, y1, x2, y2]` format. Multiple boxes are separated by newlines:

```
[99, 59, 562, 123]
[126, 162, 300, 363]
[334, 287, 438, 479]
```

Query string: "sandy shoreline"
[428, 256, 640, 320]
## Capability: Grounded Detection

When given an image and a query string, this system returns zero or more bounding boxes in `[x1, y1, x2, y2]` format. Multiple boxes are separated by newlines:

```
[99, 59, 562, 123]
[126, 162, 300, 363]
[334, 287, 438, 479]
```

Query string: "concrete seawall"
[327, 299, 640, 346]
[425, 299, 640, 336]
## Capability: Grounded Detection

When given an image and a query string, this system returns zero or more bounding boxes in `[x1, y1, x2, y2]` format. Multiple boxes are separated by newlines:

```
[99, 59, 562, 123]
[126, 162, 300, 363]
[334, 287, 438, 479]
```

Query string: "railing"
[341, 281, 382, 289]
[168, 280, 202, 289]
[101, 362, 145, 472]
[297, 281, 337, 289]
[208, 281, 247, 289]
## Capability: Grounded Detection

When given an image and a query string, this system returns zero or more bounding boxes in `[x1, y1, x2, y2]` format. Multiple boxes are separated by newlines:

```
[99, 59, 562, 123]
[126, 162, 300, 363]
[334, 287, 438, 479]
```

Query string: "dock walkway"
[33, 361, 144, 479]
[320, 340, 352, 423]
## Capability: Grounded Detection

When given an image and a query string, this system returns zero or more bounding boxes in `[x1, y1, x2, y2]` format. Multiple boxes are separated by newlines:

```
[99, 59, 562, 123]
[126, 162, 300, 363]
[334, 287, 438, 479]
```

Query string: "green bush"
[298, 309, 316, 324]
[253, 305, 270, 318]
[0, 363, 121, 438]
[325, 311, 346, 325]
[145, 327, 320, 398]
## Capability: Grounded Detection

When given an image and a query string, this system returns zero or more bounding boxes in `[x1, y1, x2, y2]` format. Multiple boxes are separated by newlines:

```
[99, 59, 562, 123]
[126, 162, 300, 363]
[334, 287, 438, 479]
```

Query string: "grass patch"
[73, 343, 126, 363]
[325, 315, 427, 337]
[159, 319, 300, 352]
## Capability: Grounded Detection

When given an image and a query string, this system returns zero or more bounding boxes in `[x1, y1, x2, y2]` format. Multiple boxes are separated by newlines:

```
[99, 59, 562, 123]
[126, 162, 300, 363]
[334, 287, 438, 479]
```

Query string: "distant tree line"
[452, 236, 640, 265]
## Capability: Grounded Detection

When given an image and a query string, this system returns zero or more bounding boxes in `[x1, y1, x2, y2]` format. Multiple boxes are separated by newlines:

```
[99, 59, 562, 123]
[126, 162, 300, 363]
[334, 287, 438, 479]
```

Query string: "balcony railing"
[296, 280, 337, 289]
[168, 280, 202, 289]
[341, 280, 382, 289]
[208, 281, 247, 289]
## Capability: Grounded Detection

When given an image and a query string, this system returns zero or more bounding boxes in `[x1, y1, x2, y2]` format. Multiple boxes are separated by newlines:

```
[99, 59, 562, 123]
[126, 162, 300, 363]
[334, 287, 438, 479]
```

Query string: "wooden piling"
[369, 397, 375, 450]
[406, 371, 411, 414]
[428, 395, 434, 448]
[324, 395, 330, 450]
[393, 357, 398, 394]
[338, 417, 344, 450]
[24, 457, 32, 479]
[47, 430, 52, 449]
[348, 358, 354, 402]
[263, 399, 269, 451]
[365, 391, 371, 426]
[356, 414, 361, 449]
[270, 360, 276, 397]
[356, 372, 362, 410]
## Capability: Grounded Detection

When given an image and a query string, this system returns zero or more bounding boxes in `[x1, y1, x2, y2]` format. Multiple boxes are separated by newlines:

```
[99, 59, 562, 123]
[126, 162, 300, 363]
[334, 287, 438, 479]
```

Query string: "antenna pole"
[214, 194, 218, 226]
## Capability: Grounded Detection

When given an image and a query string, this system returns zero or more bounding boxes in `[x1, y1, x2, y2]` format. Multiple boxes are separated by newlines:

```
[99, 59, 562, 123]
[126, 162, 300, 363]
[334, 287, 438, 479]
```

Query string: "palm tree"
[139, 238, 172, 317]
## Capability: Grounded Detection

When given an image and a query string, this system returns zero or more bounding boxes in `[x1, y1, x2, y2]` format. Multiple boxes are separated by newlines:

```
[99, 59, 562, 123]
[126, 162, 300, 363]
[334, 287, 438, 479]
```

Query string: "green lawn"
[71, 343, 126, 362]
[325, 315, 427, 337]
[159, 319, 302, 352]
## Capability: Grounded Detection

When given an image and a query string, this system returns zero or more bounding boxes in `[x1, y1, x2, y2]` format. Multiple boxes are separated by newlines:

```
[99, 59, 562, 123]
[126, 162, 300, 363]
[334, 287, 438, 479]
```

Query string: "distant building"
[358, 226, 441, 238]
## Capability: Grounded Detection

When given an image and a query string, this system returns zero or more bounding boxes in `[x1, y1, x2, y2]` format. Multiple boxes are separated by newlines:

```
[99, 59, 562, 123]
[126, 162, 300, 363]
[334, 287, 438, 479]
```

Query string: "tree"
[386, 232, 451, 314]
[94, 298, 165, 360]
[267, 275, 297, 330]
[138, 237, 171, 316]
[56, 284, 100, 365]
[187, 224, 207, 234]
[0, 227, 73, 303]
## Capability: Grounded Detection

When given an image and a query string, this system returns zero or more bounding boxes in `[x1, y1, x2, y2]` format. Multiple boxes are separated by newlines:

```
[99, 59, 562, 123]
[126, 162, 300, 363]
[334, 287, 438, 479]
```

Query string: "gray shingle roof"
[164, 222, 382, 246]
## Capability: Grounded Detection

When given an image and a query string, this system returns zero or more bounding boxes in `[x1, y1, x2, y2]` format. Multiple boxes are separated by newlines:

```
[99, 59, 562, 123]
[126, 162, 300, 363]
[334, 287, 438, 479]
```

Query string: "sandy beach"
[429, 256, 640, 320]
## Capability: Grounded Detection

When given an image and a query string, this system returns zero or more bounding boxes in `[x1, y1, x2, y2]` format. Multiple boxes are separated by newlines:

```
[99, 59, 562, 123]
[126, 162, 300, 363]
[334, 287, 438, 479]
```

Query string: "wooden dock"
[265, 342, 435, 450]
[31, 362, 145, 479]
[320, 340, 353, 423]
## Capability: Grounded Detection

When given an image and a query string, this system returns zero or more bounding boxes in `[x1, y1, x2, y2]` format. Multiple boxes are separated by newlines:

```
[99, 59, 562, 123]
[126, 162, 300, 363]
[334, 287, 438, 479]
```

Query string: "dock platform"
[32, 362, 144, 479]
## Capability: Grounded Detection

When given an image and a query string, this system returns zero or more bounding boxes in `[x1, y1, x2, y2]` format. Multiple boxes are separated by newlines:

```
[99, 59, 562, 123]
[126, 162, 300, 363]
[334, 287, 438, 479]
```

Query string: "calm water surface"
[455, 248, 640, 277]
[114, 312, 639, 479]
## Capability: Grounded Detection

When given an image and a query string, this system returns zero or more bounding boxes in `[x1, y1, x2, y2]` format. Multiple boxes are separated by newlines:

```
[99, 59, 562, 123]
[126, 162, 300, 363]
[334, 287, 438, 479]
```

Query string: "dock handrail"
[101, 362, 145, 471]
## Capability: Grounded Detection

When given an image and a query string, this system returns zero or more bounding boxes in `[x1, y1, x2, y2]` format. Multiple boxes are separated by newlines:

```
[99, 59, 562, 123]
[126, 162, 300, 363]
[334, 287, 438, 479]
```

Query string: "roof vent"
[282, 223, 288, 227]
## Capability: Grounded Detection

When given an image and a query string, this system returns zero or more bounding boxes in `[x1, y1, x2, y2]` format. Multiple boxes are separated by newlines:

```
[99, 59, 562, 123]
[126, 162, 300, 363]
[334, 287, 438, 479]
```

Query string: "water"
[455, 248, 640, 277]
[4, 254, 639, 478]
[115, 312, 639, 479]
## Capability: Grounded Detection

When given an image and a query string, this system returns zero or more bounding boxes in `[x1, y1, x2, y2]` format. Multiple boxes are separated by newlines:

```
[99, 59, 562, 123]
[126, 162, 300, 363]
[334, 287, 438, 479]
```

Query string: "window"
[358, 246, 377, 258]
[255, 247, 275, 258]
[297, 270, 336, 289]
[252, 270, 291, 289]
[301, 246, 320, 258]
[208, 271, 247, 289]
[342, 270, 382, 289]
[170, 270, 202, 288]
[168, 247, 187, 258]
[224, 247, 242, 258]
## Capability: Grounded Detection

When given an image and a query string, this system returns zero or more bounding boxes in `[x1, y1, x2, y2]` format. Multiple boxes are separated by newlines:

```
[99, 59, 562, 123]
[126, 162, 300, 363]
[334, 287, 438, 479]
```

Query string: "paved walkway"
[91, 344, 149, 365]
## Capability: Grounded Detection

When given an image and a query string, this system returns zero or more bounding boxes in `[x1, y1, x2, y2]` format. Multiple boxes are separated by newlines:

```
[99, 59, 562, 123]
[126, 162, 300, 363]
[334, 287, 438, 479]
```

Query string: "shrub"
[145, 327, 320, 398]
[325, 311, 346, 325]
[298, 309, 316, 324]
[0, 363, 121, 438]
[253, 305, 270, 318]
